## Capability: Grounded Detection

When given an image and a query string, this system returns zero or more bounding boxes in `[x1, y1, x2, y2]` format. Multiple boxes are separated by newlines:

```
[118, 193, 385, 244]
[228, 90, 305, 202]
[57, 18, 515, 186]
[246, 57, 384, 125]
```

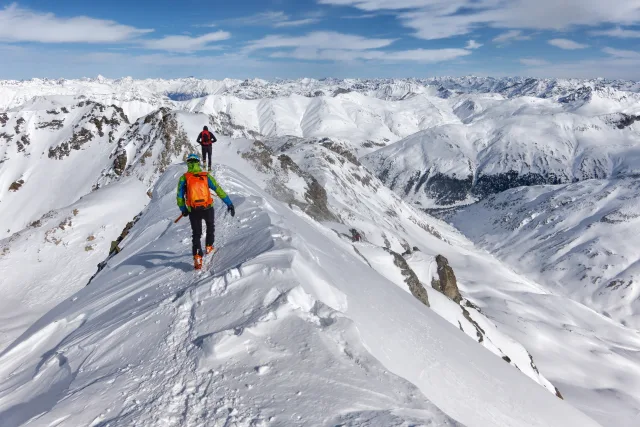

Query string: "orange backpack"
[185, 172, 213, 209]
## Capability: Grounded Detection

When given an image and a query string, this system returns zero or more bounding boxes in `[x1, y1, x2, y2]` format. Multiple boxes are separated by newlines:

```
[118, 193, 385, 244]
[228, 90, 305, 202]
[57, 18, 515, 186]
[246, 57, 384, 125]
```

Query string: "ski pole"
[174, 214, 184, 223]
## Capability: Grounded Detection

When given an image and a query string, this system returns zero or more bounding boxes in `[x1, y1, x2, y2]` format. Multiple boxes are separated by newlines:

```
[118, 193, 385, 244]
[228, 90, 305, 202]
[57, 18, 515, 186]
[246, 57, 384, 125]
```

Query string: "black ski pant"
[189, 207, 214, 256]
[201, 144, 212, 169]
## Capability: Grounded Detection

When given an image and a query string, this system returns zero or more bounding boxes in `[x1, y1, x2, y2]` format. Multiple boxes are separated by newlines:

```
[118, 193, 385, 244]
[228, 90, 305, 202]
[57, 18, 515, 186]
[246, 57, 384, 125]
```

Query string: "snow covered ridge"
[2, 84, 640, 425]
[1, 75, 639, 106]
[362, 96, 640, 207]
[0, 162, 601, 427]
[444, 178, 640, 329]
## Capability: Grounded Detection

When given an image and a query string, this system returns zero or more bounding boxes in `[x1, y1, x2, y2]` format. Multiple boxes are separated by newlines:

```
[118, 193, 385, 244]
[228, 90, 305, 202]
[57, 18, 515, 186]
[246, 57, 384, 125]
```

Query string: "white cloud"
[318, 0, 640, 40]
[247, 31, 394, 51]
[341, 13, 381, 19]
[142, 32, 231, 52]
[274, 18, 318, 28]
[591, 27, 640, 38]
[493, 30, 531, 44]
[548, 38, 589, 50]
[0, 3, 152, 43]
[603, 47, 640, 59]
[520, 58, 549, 66]
[271, 47, 471, 62]
[221, 11, 321, 28]
[466, 40, 483, 49]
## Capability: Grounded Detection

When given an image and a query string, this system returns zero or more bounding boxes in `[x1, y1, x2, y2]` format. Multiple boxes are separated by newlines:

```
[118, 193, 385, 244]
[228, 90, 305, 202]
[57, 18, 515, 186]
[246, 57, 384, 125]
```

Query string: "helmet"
[186, 153, 200, 163]
[203, 125, 208, 131]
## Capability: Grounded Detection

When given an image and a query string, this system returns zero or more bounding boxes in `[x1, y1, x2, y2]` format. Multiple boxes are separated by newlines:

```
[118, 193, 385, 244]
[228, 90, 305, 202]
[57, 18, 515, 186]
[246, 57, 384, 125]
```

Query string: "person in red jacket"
[197, 125, 217, 171]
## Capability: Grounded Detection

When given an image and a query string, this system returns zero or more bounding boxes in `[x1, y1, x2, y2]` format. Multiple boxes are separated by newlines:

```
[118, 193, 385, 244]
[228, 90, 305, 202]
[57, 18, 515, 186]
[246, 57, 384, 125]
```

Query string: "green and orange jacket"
[176, 162, 232, 212]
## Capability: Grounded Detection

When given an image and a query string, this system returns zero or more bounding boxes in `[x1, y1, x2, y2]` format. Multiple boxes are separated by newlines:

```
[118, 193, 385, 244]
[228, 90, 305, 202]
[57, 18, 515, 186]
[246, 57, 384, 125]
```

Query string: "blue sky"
[1, 0, 639, 80]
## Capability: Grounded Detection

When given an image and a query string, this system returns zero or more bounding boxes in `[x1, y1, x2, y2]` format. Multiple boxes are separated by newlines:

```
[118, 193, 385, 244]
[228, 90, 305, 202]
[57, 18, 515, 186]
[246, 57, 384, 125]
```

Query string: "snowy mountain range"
[1, 76, 639, 427]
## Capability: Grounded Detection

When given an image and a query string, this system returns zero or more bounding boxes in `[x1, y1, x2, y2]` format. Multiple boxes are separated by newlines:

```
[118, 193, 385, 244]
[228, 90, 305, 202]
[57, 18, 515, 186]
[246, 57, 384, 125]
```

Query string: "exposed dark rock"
[558, 86, 592, 104]
[606, 280, 633, 291]
[90, 117, 105, 136]
[432, 255, 462, 303]
[16, 135, 30, 152]
[242, 141, 337, 222]
[210, 112, 261, 139]
[9, 179, 24, 192]
[113, 152, 128, 176]
[109, 217, 138, 256]
[61, 107, 69, 114]
[242, 141, 273, 172]
[87, 215, 141, 286]
[46, 109, 60, 115]
[333, 88, 351, 96]
[461, 306, 484, 342]
[0, 113, 8, 126]
[321, 139, 360, 166]
[303, 178, 335, 222]
[36, 119, 64, 130]
[14, 117, 25, 134]
[111, 104, 130, 124]
[48, 128, 94, 159]
[606, 113, 640, 130]
[385, 248, 430, 307]
[361, 140, 385, 149]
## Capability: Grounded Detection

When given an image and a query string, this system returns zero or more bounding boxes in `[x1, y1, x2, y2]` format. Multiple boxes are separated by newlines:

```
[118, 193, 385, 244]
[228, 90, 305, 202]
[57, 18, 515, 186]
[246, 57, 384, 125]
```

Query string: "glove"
[180, 207, 189, 217]
[228, 204, 235, 217]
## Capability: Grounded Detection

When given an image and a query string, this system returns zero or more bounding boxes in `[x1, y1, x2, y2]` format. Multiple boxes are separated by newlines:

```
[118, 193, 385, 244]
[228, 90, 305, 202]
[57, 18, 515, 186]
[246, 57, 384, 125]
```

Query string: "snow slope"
[445, 178, 640, 328]
[2, 76, 640, 106]
[0, 161, 601, 427]
[0, 178, 147, 350]
[0, 99, 131, 238]
[363, 97, 640, 207]
[183, 92, 459, 154]
[2, 77, 640, 426]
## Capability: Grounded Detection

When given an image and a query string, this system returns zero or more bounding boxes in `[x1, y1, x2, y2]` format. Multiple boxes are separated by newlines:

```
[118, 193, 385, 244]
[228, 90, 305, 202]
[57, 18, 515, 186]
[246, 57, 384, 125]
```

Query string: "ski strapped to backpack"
[185, 172, 213, 209]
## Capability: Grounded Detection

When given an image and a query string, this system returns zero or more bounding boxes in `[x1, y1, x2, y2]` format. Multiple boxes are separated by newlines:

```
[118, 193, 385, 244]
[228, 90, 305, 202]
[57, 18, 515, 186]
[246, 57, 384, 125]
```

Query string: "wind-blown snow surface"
[0, 162, 600, 427]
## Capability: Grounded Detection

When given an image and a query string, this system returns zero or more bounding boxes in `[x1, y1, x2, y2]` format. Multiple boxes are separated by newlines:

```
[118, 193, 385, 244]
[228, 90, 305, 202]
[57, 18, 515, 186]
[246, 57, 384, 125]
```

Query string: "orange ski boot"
[206, 245, 215, 255]
[193, 254, 203, 270]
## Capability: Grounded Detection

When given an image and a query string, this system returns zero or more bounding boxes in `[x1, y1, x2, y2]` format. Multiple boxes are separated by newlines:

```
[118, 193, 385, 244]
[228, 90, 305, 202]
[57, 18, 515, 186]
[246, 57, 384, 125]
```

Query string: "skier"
[196, 125, 217, 171]
[177, 153, 235, 270]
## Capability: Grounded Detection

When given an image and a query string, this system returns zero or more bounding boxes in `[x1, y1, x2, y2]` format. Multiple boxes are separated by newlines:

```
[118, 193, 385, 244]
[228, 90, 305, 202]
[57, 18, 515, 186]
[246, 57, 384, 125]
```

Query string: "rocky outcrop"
[320, 139, 360, 166]
[37, 119, 65, 130]
[242, 141, 337, 222]
[386, 248, 430, 307]
[209, 112, 261, 139]
[9, 179, 24, 192]
[14, 117, 25, 134]
[431, 255, 462, 303]
[49, 128, 94, 159]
